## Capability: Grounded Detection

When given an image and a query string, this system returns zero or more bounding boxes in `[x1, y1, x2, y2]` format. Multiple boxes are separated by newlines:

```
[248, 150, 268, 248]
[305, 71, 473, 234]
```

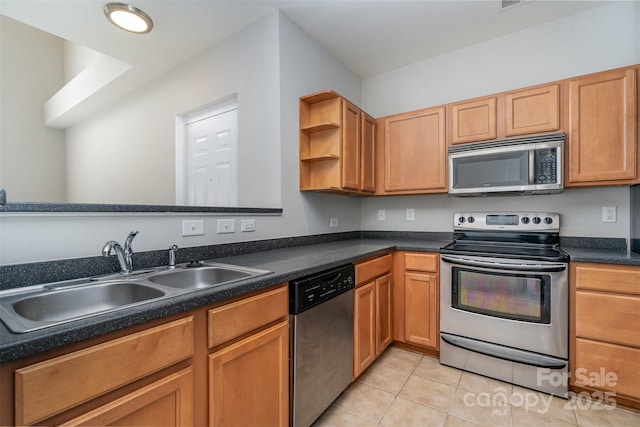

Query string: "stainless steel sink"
[0, 281, 166, 333]
[147, 266, 252, 289]
[12, 282, 165, 322]
[0, 261, 271, 333]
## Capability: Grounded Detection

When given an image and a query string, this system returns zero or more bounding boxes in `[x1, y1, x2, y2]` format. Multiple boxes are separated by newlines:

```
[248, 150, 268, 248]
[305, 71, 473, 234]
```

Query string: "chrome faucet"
[101, 231, 139, 274]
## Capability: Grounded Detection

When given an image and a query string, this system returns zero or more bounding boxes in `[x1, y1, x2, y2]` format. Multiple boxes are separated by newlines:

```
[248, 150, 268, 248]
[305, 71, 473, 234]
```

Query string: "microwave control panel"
[534, 148, 558, 184]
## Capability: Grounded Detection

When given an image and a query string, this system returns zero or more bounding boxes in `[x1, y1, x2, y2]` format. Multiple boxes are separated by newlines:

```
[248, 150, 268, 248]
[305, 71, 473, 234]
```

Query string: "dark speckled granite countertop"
[2, 236, 638, 363]
[0, 238, 446, 363]
[563, 247, 640, 266]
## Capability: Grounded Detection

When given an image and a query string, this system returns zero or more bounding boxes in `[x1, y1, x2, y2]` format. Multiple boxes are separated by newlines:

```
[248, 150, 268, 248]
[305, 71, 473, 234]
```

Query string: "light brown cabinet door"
[354, 281, 377, 378]
[450, 97, 497, 144]
[404, 272, 439, 349]
[574, 338, 640, 399]
[376, 273, 393, 356]
[342, 99, 361, 190]
[209, 321, 288, 427]
[505, 84, 560, 136]
[383, 106, 446, 192]
[567, 67, 637, 184]
[62, 368, 194, 427]
[361, 112, 376, 192]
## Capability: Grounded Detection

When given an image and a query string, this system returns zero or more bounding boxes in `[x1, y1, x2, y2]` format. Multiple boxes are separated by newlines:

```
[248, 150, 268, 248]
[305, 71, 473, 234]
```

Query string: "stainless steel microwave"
[448, 133, 564, 196]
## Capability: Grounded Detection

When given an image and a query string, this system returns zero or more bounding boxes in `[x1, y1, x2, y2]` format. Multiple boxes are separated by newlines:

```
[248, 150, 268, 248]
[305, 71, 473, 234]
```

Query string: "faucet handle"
[168, 245, 179, 268]
[124, 231, 139, 249]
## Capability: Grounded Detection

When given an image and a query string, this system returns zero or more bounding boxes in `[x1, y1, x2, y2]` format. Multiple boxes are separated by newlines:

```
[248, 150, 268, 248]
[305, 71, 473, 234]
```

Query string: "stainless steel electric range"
[440, 212, 570, 396]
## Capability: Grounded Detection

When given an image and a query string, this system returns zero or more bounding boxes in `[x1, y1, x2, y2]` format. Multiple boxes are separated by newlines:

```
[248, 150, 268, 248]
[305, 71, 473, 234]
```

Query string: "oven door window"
[451, 268, 551, 323]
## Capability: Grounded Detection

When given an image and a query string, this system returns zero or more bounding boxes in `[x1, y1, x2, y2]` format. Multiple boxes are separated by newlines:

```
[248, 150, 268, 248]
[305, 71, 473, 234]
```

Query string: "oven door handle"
[440, 255, 567, 272]
[441, 333, 567, 369]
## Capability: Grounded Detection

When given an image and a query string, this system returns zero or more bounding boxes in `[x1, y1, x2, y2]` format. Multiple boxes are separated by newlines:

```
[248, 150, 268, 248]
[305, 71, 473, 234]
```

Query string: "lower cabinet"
[353, 254, 393, 378]
[208, 322, 289, 427]
[2, 284, 289, 427]
[571, 262, 640, 406]
[12, 316, 195, 426]
[207, 285, 289, 427]
[394, 252, 440, 352]
[63, 368, 194, 427]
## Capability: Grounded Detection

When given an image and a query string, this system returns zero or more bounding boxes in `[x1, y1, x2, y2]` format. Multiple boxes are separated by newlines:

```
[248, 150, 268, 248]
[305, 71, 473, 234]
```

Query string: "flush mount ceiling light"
[104, 2, 153, 34]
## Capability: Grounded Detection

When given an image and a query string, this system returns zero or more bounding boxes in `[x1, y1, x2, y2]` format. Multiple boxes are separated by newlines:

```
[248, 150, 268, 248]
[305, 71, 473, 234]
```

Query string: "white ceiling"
[1, 0, 611, 126]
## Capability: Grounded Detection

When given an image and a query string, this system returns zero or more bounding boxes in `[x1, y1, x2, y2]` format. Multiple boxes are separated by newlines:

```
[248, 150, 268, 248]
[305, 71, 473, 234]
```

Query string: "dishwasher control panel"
[289, 264, 355, 314]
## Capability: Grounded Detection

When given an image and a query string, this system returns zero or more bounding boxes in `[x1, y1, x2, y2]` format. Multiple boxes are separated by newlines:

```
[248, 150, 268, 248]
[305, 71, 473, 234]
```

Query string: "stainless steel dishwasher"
[289, 264, 355, 427]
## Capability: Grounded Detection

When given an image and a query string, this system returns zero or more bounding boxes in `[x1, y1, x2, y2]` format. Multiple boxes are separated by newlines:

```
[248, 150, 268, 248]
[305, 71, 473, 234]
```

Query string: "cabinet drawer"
[575, 291, 640, 347]
[573, 263, 640, 295]
[355, 254, 392, 285]
[62, 368, 194, 427]
[574, 338, 640, 399]
[404, 253, 439, 272]
[208, 285, 288, 348]
[15, 316, 194, 426]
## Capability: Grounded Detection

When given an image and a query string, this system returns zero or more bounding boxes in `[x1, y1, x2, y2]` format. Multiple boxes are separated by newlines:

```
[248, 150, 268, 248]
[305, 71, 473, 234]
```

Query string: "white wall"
[0, 16, 66, 202]
[0, 12, 363, 265]
[66, 12, 281, 208]
[277, 12, 363, 240]
[361, 187, 631, 238]
[360, 2, 639, 240]
[362, 2, 640, 117]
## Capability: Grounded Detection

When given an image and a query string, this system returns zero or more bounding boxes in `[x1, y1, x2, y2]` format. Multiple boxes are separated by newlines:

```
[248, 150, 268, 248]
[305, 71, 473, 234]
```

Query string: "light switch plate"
[378, 210, 386, 221]
[330, 218, 338, 228]
[241, 219, 256, 232]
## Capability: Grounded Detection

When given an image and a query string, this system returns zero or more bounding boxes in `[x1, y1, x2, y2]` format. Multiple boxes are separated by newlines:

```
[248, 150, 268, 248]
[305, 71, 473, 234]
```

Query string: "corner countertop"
[2, 236, 638, 363]
[0, 238, 447, 363]
[562, 247, 640, 266]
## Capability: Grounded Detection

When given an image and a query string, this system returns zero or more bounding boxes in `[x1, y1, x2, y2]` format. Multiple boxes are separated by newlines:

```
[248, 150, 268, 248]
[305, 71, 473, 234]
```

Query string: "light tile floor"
[312, 346, 640, 427]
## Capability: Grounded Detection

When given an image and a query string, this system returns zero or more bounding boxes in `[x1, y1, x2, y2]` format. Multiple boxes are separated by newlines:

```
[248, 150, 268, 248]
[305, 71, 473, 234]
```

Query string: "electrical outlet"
[216, 219, 235, 233]
[406, 208, 415, 221]
[240, 219, 256, 232]
[378, 210, 386, 221]
[182, 220, 204, 236]
[330, 218, 339, 228]
[602, 206, 617, 223]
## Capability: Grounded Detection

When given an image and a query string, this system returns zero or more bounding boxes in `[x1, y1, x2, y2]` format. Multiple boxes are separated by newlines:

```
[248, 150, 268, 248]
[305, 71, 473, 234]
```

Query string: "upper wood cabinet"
[450, 97, 497, 144]
[299, 91, 375, 193]
[380, 106, 447, 194]
[361, 112, 376, 192]
[566, 66, 638, 186]
[450, 84, 561, 144]
[505, 83, 560, 136]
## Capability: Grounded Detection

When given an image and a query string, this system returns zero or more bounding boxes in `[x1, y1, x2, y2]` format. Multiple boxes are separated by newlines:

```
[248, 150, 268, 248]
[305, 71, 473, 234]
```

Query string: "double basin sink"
[0, 262, 271, 333]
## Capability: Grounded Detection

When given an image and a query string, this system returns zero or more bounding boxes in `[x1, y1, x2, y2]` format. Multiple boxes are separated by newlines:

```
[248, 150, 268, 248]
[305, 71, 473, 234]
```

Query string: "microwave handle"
[529, 149, 535, 184]
[441, 254, 567, 272]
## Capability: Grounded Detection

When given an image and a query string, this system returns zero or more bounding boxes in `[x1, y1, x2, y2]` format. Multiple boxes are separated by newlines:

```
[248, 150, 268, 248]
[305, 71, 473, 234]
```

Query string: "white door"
[185, 107, 238, 206]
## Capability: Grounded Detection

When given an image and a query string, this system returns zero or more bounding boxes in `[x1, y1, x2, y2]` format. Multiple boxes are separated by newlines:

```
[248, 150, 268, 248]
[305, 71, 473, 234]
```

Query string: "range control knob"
[532, 217, 542, 224]
[521, 217, 530, 224]
[458, 216, 466, 223]
[467, 216, 475, 223]
[544, 217, 554, 225]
